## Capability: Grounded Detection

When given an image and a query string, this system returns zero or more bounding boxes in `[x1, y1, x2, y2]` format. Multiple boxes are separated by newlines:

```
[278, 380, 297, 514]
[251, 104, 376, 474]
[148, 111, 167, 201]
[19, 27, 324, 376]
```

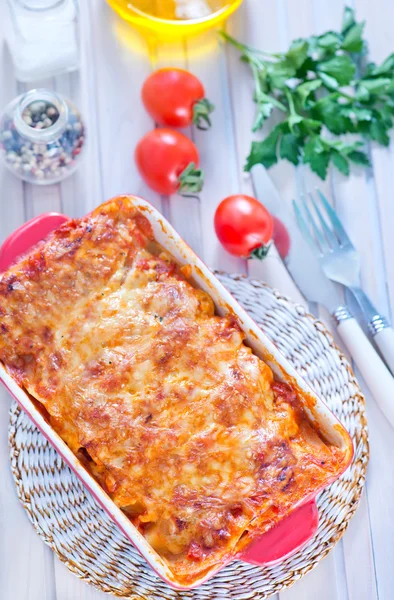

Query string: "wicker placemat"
[8, 274, 369, 599]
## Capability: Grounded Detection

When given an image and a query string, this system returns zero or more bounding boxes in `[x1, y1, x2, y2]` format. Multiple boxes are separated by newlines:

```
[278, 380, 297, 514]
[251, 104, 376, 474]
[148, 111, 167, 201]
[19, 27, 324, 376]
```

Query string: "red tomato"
[142, 68, 214, 130]
[272, 216, 291, 260]
[214, 195, 274, 258]
[135, 128, 203, 195]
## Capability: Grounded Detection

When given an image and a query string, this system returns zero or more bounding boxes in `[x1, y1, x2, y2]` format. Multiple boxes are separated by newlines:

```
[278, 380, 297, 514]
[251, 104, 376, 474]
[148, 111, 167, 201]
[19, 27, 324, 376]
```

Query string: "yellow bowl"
[106, 0, 243, 39]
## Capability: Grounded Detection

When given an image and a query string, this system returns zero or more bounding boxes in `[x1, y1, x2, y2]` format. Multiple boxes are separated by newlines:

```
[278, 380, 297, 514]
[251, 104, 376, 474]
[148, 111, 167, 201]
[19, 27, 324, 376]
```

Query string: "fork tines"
[293, 189, 353, 255]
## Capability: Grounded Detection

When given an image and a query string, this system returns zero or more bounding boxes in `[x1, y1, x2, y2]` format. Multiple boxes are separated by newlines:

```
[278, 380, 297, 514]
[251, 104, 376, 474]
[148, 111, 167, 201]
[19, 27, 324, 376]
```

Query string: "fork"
[294, 190, 394, 427]
[294, 189, 394, 375]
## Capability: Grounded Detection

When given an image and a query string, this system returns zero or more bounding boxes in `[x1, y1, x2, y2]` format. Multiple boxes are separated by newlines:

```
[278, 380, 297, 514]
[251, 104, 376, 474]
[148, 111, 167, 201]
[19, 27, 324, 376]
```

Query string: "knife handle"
[349, 286, 394, 374]
[334, 307, 394, 428]
[374, 327, 394, 376]
[368, 316, 394, 375]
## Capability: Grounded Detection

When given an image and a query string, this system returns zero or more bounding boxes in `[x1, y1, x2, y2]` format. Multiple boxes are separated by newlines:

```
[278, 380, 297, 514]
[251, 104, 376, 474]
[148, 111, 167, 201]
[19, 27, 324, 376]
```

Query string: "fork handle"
[334, 307, 394, 428]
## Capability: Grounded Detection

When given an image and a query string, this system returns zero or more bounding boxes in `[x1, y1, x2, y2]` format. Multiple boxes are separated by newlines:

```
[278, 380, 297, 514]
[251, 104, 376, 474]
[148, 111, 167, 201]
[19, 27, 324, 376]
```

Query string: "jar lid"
[13, 89, 68, 143]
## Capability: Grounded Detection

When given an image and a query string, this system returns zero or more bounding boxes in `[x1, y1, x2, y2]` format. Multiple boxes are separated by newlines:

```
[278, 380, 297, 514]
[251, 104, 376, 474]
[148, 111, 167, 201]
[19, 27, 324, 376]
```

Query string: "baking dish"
[0, 195, 353, 590]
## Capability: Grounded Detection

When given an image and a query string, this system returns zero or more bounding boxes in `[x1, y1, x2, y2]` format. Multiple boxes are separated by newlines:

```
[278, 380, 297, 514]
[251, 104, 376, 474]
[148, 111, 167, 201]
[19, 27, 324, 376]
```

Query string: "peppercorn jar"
[0, 88, 85, 184]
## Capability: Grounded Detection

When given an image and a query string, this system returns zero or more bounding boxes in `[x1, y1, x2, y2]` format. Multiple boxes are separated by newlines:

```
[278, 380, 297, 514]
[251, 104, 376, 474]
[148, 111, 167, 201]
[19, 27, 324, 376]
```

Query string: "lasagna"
[0, 197, 349, 585]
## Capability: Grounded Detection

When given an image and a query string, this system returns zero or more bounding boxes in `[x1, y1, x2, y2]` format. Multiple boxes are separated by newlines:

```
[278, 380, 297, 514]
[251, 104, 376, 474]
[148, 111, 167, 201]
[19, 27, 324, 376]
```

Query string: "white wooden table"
[1, 1, 394, 599]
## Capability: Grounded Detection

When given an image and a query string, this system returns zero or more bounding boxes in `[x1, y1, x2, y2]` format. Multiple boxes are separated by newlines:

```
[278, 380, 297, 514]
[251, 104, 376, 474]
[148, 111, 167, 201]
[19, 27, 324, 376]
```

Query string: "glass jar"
[5, 0, 79, 82]
[0, 89, 85, 185]
[106, 0, 243, 39]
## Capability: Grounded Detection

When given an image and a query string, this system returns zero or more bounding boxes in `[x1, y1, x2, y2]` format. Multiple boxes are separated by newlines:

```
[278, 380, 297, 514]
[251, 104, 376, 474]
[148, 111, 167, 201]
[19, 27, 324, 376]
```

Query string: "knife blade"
[250, 165, 342, 313]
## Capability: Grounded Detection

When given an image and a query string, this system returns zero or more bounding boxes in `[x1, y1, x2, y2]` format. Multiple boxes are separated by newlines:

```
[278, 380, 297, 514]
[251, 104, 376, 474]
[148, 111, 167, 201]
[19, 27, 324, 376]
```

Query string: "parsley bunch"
[223, 7, 394, 179]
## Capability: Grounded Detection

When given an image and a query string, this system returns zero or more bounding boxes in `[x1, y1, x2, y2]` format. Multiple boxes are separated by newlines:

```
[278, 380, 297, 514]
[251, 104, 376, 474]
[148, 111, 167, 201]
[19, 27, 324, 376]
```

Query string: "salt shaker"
[5, 0, 79, 82]
[0, 89, 85, 184]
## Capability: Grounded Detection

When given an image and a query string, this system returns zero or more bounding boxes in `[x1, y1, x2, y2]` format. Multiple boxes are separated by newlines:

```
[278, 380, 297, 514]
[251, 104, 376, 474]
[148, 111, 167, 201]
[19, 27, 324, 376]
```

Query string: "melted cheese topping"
[0, 197, 348, 584]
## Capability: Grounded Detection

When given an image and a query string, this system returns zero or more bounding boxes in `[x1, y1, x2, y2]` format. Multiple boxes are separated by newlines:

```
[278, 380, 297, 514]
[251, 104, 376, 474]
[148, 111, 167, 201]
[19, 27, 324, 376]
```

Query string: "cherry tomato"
[142, 68, 214, 130]
[135, 128, 203, 196]
[272, 216, 291, 260]
[214, 195, 274, 258]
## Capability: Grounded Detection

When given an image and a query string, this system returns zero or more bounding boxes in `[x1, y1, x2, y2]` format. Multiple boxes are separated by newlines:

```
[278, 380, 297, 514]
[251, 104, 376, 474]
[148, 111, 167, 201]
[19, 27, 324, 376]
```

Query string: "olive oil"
[106, 0, 243, 38]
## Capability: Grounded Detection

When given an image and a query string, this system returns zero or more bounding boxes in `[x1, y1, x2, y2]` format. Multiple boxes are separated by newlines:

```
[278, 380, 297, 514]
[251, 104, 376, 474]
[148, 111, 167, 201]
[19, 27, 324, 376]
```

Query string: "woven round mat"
[8, 274, 369, 599]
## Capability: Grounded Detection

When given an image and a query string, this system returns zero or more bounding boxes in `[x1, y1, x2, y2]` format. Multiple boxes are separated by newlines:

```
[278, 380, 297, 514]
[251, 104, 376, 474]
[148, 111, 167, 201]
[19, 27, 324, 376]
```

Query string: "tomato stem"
[192, 98, 215, 130]
[178, 162, 204, 195]
[249, 243, 271, 261]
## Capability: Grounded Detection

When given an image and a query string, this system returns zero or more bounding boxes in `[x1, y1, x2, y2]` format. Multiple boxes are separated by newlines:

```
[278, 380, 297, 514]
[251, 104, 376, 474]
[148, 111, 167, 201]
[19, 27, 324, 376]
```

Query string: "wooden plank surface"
[1, 0, 393, 598]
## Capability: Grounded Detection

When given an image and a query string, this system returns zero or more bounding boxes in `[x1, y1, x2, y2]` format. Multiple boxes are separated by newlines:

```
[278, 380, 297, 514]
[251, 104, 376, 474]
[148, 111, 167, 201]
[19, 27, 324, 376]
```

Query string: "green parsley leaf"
[303, 137, 330, 179]
[297, 117, 322, 136]
[341, 22, 365, 53]
[252, 101, 273, 131]
[369, 53, 394, 76]
[267, 62, 296, 90]
[244, 124, 282, 171]
[318, 54, 356, 85]
[377, 105, 394, 127]
[350, 107, 373, 122]
[318, 72, 339, 90]
[317, 32, 341, 52]
[370, 119, 390, 146]
[342, 6, 356, 35]
[309, 134, 325, 153]
[288, 113, 304, 132]
[312, 97, 353, 135]
[313, 153, 331, 180]
[279, 133, 301, 165]
[296, 79, 322, 107]
[285, 39, 309, 69]
[347, 150, 371, 166]
[357, 77, 391, 98]
[355, 85, 369, 102]
[331, 151, 350, 175]
[295, 56, 318, 79]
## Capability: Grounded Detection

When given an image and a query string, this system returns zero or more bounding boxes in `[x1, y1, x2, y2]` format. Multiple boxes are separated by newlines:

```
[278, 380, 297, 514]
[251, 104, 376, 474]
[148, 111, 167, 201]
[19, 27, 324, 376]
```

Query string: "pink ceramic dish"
[0, 196, 353, 590]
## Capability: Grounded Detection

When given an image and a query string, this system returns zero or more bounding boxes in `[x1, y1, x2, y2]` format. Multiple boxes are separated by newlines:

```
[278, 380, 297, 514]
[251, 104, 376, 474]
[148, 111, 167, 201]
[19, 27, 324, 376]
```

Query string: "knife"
[251, 165, 394, 428]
